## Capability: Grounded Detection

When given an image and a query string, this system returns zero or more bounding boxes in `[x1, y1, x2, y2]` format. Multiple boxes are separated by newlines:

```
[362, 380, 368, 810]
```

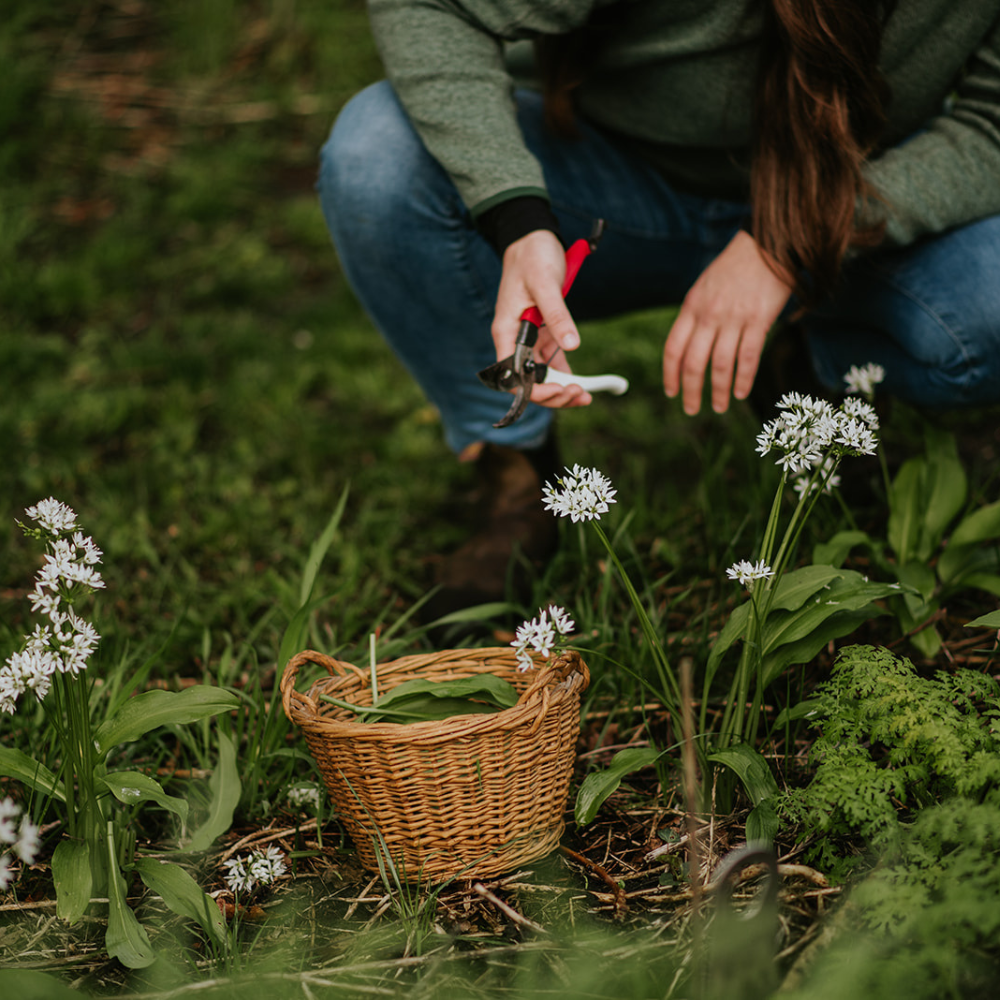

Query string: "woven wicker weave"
[280, 647, 588, 881]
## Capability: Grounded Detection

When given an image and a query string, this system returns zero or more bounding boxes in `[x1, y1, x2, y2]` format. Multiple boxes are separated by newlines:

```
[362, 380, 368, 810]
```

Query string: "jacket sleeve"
[367, 0, 597, 217]
[865, 13, 1000, 246]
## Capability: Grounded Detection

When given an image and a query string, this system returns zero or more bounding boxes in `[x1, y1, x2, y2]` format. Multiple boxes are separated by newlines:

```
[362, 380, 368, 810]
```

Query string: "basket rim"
[280, 646, 588, 744]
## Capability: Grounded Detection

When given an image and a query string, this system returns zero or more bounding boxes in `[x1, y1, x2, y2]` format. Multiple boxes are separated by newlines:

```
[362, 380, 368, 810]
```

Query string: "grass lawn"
[2, 2, 1000, 998]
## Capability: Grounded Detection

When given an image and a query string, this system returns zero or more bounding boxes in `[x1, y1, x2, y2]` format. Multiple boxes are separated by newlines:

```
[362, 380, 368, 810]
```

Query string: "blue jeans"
[319, 80, 1000, 454]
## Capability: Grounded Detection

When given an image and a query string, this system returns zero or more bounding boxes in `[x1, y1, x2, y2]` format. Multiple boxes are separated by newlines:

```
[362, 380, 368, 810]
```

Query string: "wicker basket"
[280, 647, 589, 881]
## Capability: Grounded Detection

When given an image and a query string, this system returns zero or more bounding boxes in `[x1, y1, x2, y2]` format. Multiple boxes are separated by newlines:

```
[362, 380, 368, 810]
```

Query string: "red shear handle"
[519, 236, 594, 328]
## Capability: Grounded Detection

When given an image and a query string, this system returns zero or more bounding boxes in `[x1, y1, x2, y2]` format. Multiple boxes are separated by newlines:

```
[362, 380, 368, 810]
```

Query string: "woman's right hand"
[491, 230, 593, 410]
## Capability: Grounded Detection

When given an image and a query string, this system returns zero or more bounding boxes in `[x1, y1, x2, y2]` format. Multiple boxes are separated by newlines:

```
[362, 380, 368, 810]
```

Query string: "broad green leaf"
[134, 857, 226, 947]
[769, 565, 846, 612]
[957, 574, 1000, 599]
[94, 686, 240, 756]
[887, 457, 926, 564]
[52, 839, 92, 923]
[966, 609, 1000, 628]
[0, 747, 63, 801]
[0, 970, 83, 1000]
[892, 593, 943, 657]
[106, 864, 155, 968]
[351, 675, 520, 722]
[907, 622, 943, 658]
[708, 743, 778, 806]
[811, 530, 873, 568]
[946, 500, 1000, 547]
[746, 800, 778, 844]
[575, 747, 661, 826]
[939, 502, 1000, 582]
[762, 607, 888, 686]
[895, 561, 937, 602]
[100, 771, 189, 824]
[761, 575, 903, 656]
[378, 675, 519, 709]
[185, 729, 240, 852]
[707, 568, 890, 681]
[356, 695, 504, 723]
[918, 426, 966, 559]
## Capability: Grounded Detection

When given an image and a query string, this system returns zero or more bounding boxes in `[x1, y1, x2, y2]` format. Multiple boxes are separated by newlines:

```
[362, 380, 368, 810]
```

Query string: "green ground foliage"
[3, 2, 1000, 998]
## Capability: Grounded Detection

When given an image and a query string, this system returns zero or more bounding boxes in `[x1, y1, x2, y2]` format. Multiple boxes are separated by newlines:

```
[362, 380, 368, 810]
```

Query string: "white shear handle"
[543, 367, 629, 396]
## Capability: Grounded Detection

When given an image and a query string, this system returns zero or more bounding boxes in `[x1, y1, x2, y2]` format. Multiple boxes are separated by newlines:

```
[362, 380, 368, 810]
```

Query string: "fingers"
[491, 229, 590, 411]
[665, 312, 770, 415]
[530, 380, 592, 409]
[663, 231, 793, 414]
[492, 230, 581, 361]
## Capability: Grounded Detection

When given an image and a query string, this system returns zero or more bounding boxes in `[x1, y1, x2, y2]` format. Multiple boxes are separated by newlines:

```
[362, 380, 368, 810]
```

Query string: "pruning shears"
[477, 219, 629, 428]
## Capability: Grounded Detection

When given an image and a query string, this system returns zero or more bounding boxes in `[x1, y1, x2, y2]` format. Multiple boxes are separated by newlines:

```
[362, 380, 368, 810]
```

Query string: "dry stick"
[559, 845, 628, 918]
[680, 656, 702, 917]
[473, 883, 547, 935]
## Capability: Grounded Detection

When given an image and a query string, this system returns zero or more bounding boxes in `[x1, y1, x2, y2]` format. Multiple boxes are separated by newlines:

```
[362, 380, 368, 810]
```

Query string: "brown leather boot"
[423, 438, 560, 625]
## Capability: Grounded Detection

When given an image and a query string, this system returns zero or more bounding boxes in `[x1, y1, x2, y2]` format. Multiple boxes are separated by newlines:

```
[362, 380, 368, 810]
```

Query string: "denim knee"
[806, 214, 1000, 408]
[319, 81, 436, 245]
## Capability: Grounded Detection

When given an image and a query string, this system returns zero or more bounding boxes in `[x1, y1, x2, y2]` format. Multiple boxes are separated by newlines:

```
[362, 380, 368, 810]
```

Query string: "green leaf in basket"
[358, 694, 505, 723]
[324, 674, 520, 723]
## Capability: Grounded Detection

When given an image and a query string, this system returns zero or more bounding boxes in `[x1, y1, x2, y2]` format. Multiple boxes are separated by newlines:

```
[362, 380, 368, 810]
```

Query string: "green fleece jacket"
[367, 0, 1000, 247]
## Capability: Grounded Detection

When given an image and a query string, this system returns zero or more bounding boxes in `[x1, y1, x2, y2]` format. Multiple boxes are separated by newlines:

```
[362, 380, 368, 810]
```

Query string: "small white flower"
[726, 559, 775, 589]
[223, 846, 287, 895]
[24, 498, 78, 535]
[0, 800, 40, 889]
[222, 856, 256, 895]
[248, 845, 287, 884]
[16, 817, 40, 864]
[511, 605, 575, 671]
[840, 395, 880, 429]
[843, 363, 885, 397]
[834, 416, 878, 455]
[287, 784, 322, 811]
[0, 799, 19, 845]
[0, 855, 13, 893]
[543, 466, 617, 523]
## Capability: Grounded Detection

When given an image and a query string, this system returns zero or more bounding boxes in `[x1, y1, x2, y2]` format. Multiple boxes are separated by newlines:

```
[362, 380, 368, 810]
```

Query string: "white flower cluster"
[1, 499, 104, 714]
[286, 784, 322, 812]
[843, 362, 885, 398]
[726, 559, 775, 590]
[511, 604, 575, 672]
[222, 845, 287, 896]
[755, 392, 879, 479]
[543, 465, 617, 523]
[0, 798, 40, 892]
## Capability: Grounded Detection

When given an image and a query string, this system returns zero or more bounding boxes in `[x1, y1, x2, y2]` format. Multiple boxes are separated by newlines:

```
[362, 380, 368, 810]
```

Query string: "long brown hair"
[538, 1, 894, 308]
[752, 0, 893, 307]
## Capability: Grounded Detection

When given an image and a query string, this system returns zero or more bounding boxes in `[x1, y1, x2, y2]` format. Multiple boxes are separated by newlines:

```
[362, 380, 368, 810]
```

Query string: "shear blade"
[493, 386, 530, 428]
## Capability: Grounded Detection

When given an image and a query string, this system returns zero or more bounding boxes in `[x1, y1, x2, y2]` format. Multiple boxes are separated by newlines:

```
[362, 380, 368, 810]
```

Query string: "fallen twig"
[473, 883, 547, 935]
[559, 845, 628, 919]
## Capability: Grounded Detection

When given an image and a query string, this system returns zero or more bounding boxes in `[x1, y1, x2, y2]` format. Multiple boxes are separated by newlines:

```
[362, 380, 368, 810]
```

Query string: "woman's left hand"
[662, 230, 794, 415]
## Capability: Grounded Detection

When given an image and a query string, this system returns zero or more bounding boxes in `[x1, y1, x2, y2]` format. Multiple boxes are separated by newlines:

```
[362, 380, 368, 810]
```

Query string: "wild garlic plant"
[0, 499, 239, 968]
[1, 499, 106, 844]
[541, 465, 684, 735]
[711, 386, 894, 752]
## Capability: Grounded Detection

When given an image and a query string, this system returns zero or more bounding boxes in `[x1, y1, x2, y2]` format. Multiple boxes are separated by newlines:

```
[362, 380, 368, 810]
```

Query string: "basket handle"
[280, 649, 366, 721]
[520, 649, 588, 702]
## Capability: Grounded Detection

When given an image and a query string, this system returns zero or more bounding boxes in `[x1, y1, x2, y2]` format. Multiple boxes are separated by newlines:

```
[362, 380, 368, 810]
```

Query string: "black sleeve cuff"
[475, 196, 562, 256]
